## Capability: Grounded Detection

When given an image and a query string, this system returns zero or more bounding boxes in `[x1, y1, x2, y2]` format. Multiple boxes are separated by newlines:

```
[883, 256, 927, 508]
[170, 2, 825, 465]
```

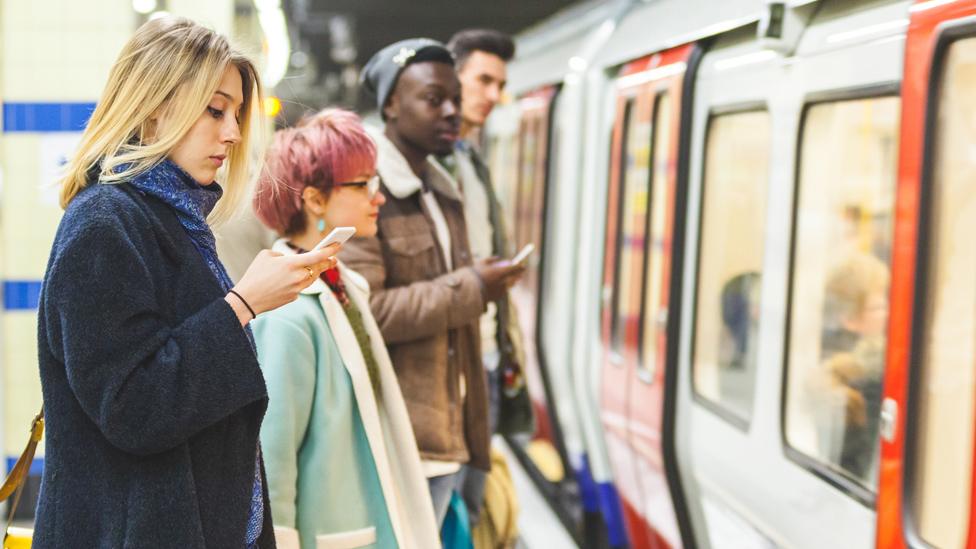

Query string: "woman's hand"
[225, 244, 339, 324]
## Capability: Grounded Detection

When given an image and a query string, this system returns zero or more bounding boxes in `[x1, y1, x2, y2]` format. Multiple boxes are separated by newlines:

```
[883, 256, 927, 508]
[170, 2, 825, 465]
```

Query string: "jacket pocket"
[386, 233, 436, 256]
[385, 233, 440, 283]
[404, 396, 458, 458]
[315, 526, 377, 549]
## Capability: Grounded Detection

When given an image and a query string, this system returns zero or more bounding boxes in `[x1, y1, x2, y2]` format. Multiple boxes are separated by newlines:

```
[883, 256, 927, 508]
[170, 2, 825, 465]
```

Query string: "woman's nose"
[223, 117, 242, 145]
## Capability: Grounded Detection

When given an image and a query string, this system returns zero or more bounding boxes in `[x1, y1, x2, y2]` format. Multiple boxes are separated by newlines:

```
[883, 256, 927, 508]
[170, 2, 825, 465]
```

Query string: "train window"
[785, 95, 899, 491]
[910, 36, 976, 549]
[692, 109, 770, 423]
[611, 98, 652, 354]
[640, 93, 673, 377]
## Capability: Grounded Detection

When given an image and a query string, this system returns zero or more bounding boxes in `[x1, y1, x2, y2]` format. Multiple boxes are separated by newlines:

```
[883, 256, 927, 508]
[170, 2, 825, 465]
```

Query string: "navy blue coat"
[34, 181, 275, 548]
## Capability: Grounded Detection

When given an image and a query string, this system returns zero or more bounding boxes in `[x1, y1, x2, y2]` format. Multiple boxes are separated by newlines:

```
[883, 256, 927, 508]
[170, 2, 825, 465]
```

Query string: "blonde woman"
[252, 109, 440, 549]
[35, 17, 336, 548]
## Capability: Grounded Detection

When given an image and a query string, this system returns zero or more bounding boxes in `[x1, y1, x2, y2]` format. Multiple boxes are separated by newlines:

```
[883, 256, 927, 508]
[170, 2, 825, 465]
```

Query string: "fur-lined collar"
[366, 125, 461, 202]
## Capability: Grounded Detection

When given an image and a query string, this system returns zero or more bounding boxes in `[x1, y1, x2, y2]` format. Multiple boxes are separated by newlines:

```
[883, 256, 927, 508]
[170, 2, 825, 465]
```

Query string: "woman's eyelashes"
[208, 105, 242, 125]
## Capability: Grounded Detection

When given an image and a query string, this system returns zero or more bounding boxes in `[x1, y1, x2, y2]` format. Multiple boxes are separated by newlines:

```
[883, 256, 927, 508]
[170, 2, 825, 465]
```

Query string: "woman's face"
[321, 170, 385, 238]
[168, 66, 244, 185]
[845, 290, 889, 338]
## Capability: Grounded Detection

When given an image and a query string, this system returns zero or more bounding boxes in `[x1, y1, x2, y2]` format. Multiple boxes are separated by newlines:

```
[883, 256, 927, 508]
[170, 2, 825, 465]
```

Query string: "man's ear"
[383, 94, 399, 121]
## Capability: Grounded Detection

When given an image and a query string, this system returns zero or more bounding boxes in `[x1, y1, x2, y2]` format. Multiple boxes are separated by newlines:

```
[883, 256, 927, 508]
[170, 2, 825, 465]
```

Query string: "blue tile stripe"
[598, 481, 629, 548]
[3, 280, 42, 311]
[6, 456, 44, 477]
[3, 102, 95, 133]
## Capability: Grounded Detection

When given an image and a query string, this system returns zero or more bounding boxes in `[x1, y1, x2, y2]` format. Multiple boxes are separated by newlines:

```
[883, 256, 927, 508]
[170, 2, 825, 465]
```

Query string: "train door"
[877, 1, 976, 547]
[491, 77, 625, 545]
[600, 43, 693, 549]
[497, 86, 588, 534]
[676, 1, 910, 547]
[536, 78, 604, 537]
[510, 88, 558, 453]
[677, 26, 780, 548]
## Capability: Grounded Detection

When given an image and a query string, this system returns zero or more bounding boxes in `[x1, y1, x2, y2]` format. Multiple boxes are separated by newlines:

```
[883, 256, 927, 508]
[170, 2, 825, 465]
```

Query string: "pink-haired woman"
[251, 109, 440, 549]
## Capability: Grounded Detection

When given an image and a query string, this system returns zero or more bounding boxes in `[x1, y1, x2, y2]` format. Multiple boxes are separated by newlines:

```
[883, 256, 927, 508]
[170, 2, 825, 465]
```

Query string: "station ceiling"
[278, 0, 575, 118]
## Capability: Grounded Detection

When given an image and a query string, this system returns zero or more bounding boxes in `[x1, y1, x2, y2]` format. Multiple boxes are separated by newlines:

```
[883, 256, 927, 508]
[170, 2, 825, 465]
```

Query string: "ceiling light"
[132, 0, 157, 14]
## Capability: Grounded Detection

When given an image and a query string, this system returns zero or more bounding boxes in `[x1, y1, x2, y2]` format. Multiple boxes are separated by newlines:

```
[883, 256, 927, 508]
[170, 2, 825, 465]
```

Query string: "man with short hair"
[341, 38, 523, 527]
[449, 29, 514, 140]
[445, 28, 533, 528]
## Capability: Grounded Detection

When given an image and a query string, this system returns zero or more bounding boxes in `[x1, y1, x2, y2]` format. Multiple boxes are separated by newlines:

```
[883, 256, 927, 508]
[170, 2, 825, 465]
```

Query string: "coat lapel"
[342, 267, 441, 549]
[425, 155, 463, 203]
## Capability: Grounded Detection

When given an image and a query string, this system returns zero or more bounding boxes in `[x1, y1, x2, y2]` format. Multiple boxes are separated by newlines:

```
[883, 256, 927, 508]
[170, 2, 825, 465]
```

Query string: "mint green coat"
[254, 242, 440, 549]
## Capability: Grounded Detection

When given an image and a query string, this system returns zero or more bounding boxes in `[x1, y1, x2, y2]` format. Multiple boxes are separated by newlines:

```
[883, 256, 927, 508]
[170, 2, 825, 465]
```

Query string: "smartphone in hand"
[511, 243, 535, 266]
[311, 227, 356, 252]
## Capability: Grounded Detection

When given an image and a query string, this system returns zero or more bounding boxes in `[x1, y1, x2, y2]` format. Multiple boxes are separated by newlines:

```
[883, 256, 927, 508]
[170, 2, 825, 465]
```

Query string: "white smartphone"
[511, 243, 535, 266]
[311, 226, 356, 252]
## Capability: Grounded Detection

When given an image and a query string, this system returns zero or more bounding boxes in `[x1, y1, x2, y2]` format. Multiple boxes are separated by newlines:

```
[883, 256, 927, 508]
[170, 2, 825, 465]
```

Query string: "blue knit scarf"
[126, 158, 264, 548]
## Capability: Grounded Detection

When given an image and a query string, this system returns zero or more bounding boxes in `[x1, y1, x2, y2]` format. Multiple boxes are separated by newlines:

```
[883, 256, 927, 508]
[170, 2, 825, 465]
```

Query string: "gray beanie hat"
[360, 38, 455, 115]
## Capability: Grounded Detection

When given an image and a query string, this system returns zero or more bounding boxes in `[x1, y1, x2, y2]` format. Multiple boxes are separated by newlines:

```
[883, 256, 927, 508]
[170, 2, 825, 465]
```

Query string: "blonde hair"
[824, 253, 890, 322]
[59, 16, 263, 225]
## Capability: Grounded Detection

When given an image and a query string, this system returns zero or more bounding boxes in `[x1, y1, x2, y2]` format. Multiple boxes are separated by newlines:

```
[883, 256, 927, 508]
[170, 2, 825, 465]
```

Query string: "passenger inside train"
[717, 272, 761, 411]
[813, 252, 890, 485]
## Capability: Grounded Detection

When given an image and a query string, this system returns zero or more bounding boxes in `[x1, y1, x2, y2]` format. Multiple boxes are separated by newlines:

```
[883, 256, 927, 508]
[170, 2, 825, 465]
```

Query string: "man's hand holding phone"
[474, 255, 526, 302]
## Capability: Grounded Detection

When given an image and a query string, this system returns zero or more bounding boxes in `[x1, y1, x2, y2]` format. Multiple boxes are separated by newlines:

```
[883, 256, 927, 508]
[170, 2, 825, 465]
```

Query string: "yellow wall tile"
[2, 313, 43, 457]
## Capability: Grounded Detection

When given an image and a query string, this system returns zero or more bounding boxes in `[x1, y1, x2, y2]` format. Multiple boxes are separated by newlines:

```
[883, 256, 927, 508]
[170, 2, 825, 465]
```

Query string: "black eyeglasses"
[334, 175, 380, 198]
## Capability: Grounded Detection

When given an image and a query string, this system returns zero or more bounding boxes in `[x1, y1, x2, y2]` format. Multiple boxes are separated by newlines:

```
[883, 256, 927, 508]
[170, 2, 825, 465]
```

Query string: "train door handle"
[880, 397, 898, 443]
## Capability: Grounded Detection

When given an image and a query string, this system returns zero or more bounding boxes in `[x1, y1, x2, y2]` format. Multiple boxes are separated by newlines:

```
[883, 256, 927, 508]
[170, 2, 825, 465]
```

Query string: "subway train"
[484, 0, 976, 547]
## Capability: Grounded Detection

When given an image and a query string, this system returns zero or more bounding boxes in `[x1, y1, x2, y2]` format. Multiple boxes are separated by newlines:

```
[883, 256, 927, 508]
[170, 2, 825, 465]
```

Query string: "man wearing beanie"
[340, 38, 524, 526]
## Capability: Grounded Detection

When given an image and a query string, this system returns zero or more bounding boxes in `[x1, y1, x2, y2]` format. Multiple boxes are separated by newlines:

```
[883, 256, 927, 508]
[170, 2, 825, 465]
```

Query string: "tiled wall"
[0, 0, 134, 472]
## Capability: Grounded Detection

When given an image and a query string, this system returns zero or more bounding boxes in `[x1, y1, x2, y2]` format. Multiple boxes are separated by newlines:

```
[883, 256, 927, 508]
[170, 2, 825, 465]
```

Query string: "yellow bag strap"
[2, 408, 44, 539]
[0, 409, 44, 503]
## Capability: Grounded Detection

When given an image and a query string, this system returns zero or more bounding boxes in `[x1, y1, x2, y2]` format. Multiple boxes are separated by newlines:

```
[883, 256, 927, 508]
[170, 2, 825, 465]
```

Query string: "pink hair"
[253, 108, 377, 235]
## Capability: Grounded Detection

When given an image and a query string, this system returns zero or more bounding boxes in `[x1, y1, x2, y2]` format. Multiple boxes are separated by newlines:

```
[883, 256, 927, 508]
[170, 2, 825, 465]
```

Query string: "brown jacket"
[340, 128, 491, 471]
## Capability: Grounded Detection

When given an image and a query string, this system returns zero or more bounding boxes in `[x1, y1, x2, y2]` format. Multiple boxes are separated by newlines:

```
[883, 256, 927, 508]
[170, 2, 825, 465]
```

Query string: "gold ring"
[305, 267, 314, 279]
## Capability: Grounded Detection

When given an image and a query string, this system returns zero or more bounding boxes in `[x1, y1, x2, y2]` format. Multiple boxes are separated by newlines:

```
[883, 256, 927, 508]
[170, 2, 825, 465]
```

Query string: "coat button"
[448, 348, 456, 358]
[446, 275, 460, 287]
